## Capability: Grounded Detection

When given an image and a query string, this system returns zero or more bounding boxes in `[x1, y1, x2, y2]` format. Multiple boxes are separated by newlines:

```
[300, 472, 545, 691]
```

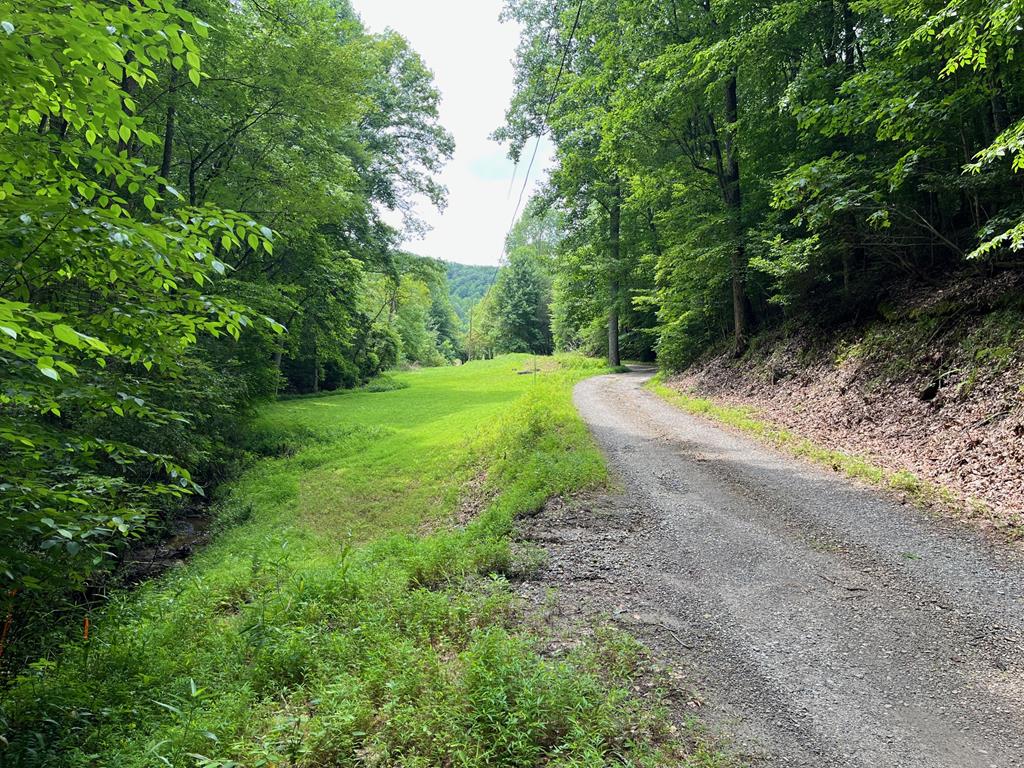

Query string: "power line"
[503, 0, 583, 243]
[488, 0, 585, 283]
[504, 1, 561, 203]
[470, 0, 584, 362]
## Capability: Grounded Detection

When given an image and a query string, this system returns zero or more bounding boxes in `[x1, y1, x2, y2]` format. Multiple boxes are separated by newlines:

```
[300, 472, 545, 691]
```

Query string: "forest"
[445, 261, 497, 321]
[2, 0, 1023, 764]
[0, 0, 468, 607]
[496, 0, 1024, 367]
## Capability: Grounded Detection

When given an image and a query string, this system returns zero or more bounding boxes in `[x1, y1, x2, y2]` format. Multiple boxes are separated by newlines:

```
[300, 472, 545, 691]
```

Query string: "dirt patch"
[418, 471, 495, 536]
[668, 272, 1024, 535]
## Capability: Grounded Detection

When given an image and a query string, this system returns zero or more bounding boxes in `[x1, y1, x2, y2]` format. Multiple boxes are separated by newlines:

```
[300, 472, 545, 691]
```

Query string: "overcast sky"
[351, 0, 553, 266]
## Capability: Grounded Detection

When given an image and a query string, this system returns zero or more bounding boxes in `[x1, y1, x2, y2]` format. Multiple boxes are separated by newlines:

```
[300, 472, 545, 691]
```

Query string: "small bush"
[362, 374, 409, 392]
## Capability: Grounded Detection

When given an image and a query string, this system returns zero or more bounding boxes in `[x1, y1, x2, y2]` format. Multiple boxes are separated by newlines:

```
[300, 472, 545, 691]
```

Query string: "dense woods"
[445, 261, 498, 320]
[0, 0, 455, 624]
[497, 0, 1024, 367]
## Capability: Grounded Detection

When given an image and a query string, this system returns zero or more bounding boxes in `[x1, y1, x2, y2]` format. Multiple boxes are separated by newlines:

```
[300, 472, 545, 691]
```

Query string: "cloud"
[352, 0, 552, 266]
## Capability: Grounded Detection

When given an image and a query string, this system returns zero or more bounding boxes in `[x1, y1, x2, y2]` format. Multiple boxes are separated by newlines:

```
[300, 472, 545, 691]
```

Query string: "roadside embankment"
[661, 271, 1024, 538]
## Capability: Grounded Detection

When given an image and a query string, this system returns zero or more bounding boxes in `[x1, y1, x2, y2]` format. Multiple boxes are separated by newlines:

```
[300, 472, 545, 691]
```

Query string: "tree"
[490, 251, 553, 355]
[0, 0, 454, 618]
[499, 0, 634, 365]
[501, 0, 1024, 372]
[0, 0, 277, 593]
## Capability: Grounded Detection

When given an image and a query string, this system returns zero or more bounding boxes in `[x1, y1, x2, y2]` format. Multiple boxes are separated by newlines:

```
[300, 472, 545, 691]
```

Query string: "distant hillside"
[446, 261, 498, 321]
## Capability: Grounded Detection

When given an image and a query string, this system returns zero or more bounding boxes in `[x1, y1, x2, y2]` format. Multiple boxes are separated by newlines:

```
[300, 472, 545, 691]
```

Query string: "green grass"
[647, 375, 963, 512]
[2, 355, 733, 767]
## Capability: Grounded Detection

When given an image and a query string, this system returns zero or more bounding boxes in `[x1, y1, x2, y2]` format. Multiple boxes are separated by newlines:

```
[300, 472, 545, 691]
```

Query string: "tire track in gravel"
[516, 369, 1024, 768]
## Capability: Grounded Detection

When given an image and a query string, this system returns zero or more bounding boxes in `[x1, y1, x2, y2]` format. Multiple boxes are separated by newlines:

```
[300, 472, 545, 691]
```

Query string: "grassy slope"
[4, 355, 729, 767]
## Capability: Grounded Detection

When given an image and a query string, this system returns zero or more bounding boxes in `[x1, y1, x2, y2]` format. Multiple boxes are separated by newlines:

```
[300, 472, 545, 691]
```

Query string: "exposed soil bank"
[518, 370, 1024, 767]
[666, 272, 1024, 535]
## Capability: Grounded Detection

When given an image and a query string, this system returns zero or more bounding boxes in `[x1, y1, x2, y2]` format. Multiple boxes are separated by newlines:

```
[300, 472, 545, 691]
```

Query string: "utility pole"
[468, 305, 473, 361]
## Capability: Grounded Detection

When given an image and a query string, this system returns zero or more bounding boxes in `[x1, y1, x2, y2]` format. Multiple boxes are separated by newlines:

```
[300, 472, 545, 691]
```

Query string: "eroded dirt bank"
[517, 370, 1024, 768]
[667, 273, 1024, 533]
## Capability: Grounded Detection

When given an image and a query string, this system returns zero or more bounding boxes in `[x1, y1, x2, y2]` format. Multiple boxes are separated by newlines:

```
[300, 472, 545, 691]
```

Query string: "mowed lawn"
[259, 356, 550, 540]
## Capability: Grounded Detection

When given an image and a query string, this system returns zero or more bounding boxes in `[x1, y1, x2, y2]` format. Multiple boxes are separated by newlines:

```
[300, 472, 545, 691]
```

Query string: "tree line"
[0, 0, 456, 620]
[496, 0, 1024, 366]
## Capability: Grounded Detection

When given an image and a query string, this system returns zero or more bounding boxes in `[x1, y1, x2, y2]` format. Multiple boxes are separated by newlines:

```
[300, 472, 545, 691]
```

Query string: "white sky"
[352, 0, 553, 266]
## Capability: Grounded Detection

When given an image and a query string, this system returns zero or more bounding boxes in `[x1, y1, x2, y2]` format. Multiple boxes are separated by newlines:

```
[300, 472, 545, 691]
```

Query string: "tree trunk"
[608, 184, 622, 367]
[723, 73, 748, 355]
[608, 300, 620, 367]
[272, 348, 283, 393]
[842, 2, 856, 72]
[158, 71, 177, 197]
[311, 339, 319, 394]
[188, 162, 198, 206]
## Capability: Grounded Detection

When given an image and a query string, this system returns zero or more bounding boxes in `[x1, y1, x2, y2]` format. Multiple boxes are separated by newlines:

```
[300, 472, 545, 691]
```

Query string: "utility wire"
[504, 2, 562, 202]
[488, 0, 585, 283]
[470, 0, 584, 362]
[499, 0, 583, 258]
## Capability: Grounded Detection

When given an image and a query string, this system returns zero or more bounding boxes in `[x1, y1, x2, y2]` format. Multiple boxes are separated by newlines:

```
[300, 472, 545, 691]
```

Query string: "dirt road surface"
[517, 369, 1024, 767]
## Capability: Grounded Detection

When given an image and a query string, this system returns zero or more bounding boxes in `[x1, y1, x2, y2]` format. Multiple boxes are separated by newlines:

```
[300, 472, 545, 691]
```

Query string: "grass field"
[2, 355, 731, 767]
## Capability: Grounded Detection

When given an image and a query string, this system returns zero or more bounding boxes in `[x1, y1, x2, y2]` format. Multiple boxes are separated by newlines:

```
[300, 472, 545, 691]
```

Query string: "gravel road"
[517, 369, 1024, 767]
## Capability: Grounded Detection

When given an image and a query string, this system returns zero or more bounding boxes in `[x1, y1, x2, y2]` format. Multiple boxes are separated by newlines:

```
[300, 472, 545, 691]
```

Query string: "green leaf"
[153, 700, 183, 716]
[37, 357, 59, 380]
[53, 324, 82, 347]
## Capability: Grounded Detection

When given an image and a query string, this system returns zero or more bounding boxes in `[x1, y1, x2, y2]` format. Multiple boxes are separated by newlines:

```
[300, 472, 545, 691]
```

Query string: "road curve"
[531, 369, 1024, 767]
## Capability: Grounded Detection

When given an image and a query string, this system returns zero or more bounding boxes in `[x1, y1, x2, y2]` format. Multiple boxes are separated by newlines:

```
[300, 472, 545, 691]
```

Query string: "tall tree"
[499, 0, 636, 365]
[0, 0, 454, 604]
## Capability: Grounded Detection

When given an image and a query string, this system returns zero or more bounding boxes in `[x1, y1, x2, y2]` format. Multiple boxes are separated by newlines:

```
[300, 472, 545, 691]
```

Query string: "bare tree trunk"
[723, 73, 748, 355]
[608, 184, 622, 367]
[158, 71, 177, 198]
[311, 339, 319, 394]
[608, 302, 620, 367]
[842, 2, 856, 71]
[188, 162, 198, 206]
